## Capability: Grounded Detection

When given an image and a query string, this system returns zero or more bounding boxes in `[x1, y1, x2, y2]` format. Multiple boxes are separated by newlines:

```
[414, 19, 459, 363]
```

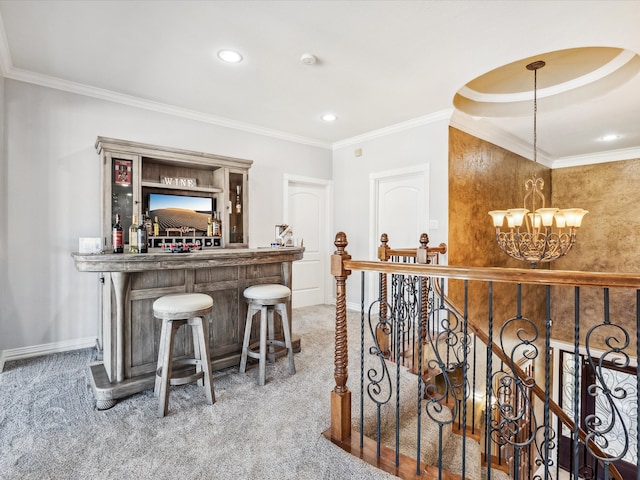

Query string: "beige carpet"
[0, 304, 495, 480]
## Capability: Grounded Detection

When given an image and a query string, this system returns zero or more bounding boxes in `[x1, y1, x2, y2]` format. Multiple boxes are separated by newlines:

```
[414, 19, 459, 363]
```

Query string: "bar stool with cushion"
[153, 293, 215, 417]
[239, 284, 296, 386]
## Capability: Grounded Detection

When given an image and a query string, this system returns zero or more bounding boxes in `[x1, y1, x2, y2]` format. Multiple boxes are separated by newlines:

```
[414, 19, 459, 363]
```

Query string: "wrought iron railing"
[325, 231, 639, 480]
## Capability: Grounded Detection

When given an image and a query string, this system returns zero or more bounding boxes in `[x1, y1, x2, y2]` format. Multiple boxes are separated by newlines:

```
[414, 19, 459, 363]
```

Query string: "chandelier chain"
[533, 66, 538, 171]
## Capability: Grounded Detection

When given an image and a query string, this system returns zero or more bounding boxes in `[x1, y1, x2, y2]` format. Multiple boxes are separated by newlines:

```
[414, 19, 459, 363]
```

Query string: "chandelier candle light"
[488, 60, 588, 267]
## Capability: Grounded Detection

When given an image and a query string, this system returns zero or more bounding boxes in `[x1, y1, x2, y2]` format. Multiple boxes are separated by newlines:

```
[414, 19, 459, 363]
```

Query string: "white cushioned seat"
[153, 293, 213, 316]
[243, 284, 291, 301]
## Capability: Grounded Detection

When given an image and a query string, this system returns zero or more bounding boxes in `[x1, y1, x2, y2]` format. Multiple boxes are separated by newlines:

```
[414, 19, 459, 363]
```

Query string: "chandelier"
[488, 60, 588, 267]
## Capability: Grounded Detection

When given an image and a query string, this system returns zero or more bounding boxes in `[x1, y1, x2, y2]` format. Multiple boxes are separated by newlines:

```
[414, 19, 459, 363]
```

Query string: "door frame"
[368, 165, 429, 304]
[283, 174, 334, 305]
[555, 346, 638, 479]
[369, 165, 430, 259]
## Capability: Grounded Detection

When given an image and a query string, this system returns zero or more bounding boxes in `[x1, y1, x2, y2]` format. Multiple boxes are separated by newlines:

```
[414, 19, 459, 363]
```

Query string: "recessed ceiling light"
[217, 49, 243, 63]
[321, 113, 337, 122]
[599, 134, 620, 142]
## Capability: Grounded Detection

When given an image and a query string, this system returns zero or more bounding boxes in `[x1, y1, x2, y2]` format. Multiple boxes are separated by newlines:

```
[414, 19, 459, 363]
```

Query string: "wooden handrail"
[373, 233, 625, 480]
[378, 232, 447, 261]
[332, 232, 627, 479]
[344, 259, 640, 289]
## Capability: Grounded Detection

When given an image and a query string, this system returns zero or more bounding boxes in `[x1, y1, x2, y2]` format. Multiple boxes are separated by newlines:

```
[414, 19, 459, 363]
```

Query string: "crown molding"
[458, 49, 637, 104]
[449, 110, 554, 167]
[552, 146, 640, 169]
[3, 66, 333, 150]
[332, 110, 453, 150]
[451, 109, 640, 169]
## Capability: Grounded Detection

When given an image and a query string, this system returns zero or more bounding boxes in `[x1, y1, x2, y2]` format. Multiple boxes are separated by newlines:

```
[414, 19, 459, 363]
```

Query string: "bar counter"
[72, 246, 304, 409]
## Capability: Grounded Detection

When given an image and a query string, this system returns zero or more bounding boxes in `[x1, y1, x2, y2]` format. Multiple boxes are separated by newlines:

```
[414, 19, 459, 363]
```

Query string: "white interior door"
[371, 165, 429, 252]
[285, 176, 332, 307]
[368, 166, 429, 304]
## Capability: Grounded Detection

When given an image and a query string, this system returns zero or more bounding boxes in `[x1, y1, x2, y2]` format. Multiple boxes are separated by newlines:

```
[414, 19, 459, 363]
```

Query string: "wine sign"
[161, 176, 197, 188]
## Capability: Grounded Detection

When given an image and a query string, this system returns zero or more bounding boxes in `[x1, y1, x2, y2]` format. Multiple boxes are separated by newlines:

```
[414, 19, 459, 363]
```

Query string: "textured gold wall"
[551, 160, 640, 349]
[448, 127, 548, 338]
[448, 126, 640, 351]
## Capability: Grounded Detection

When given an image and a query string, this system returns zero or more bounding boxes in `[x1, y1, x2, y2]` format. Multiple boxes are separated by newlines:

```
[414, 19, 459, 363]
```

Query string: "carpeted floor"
[0, 305, 399, 480]
[0, 304, 497, 480]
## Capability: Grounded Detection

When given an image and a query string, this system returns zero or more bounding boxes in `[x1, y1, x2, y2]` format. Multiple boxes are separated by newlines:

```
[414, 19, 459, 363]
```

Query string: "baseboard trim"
[0, 337, 97, 373]
[346, 301, 360, 312]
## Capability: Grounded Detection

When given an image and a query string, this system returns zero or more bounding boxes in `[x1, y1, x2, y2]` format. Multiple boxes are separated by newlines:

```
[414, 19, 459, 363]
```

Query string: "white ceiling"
[1, 1, 639, 165]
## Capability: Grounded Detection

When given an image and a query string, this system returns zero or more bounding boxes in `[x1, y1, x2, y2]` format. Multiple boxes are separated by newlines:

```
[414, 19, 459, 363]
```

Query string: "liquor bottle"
[214, 212, 222, 236]
[153, 216, 160, 237]
[129, 214, 138, 253]
[235, 185, 242, 214]
[112, 214, 124, 253]
[207, 216, 213, 237]
[138, 214, 148, 253]
[145, 210, 153, 237]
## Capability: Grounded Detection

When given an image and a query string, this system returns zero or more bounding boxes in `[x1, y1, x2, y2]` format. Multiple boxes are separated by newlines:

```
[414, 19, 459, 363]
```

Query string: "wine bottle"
[129, 214, 138, 253]
[137, 214, 148, 253]
[112, 214, 124, 253]
[207, 216, 213, 237]
[153, 216, 160, 237]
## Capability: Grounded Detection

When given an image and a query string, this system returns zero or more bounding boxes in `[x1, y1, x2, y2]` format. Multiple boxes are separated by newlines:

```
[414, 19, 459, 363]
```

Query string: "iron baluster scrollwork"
[532, 427, 558, 479]
[423, 303, 465, 426]
[365, 299, 393, 458]
[366, 299, 393, 402]
[390, 272, 421, 370]
[491, 287, 546, 479]
[583, 288, 633, 470]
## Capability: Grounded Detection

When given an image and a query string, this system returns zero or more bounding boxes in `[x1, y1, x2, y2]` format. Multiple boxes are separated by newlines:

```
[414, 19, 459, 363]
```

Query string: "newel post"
[417, 233, 430, 342]
[377, 233, 390, 318]
[377, 233, 390, 354]
[331, 231, 352, 441]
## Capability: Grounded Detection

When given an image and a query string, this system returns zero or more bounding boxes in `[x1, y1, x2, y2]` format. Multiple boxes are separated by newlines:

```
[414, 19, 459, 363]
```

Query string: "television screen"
[148, 193, 213, 235]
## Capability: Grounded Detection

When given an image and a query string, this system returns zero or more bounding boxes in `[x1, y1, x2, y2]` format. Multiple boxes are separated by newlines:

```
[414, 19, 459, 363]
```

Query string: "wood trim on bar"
[72, 247, 304, 273]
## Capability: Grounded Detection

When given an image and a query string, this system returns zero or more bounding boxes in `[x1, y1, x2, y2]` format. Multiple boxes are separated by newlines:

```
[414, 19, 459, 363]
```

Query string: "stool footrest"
[156, 358, 206, 387]
[169, 371, 204, 386]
